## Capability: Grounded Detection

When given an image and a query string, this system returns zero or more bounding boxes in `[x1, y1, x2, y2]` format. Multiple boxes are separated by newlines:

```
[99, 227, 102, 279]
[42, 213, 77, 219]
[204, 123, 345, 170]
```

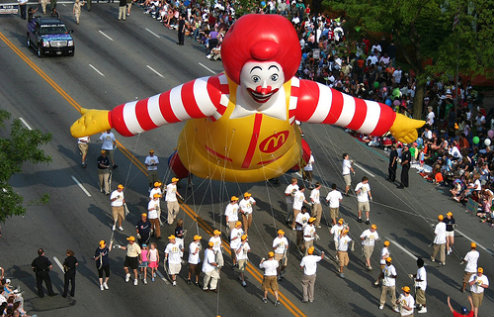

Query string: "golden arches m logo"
[259, 131, 289, 153]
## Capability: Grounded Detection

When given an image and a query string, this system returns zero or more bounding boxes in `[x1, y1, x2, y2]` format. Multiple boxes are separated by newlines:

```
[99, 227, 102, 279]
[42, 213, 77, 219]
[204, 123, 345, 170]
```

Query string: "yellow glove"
[70, 108, 111, 138]
[389, 113, 425, 143]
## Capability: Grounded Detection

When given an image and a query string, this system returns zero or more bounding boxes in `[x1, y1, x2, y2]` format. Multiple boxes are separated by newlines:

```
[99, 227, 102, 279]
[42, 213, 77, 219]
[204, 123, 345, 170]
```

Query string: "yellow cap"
[126, 236, 135, 242]
[438, 214, 444, 221]
[117, 184, 124, 189]
[386, 257, 392, 262]
[244, 192, 251, 197]
[100, 150, 106, 154]
[384, 240, 390, 247]
[153, 193, 162, 198]
[168, 235, 176, 240]
[277, 229, 285, 235]
[471, 242, 477, 249]
[149, 149, 154, 153]
[213, 229, 221, 235]
[141, 213, 147, 217]
[268, 251, 274, 257]
[307, 246, 315, 255]
[342, 229, 349, 235]
[478, 267, 483, 273]
[99, 240, 105, 247]
[231, 196, 239, 201]
[371, 224, 377, 230]
[235, 221, 242, 227]
[171, 177, 179, 182]
[241, 234, 248, 241]
[338, 218, 344, 224]
[446, 211, 453, 217]
[193, 235, 202, 241]
[402, 286, 411, 293]
[154, 181, 161, 187]
[208, 241, 214, 247]
[308, 217, 316, 223]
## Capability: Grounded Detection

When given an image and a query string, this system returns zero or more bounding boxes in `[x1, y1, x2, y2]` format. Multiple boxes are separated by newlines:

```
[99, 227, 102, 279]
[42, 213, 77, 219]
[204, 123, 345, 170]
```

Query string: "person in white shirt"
[337, 229, 352, 278]
[292, 186, 309, 230]
[330, 218, 345, 251]
[374, 240, 390, 286]
[149, 182, 163, 224]
[165, 177, 182, 225]
[295, 206, 310, 251]
[366, 53, 379, 65]
[462, 242, 480, 292]
[310, 183, 322, 228]
[284, 178, 299, 224]
[272, 229, 289, 277]
[147, 193, 161, 239]
[224, 196, 240, 234]
[431, 214, 446, 265]
[410, 257, 427, 313]
[239, 192, 256, 234]
[209, 229, 224, 268]
[202, 242, 219, 292]
[299, 246, 324, 303]
[468, 267, 489, 317]
[259, 252, 280, 305]
[355, 176, 373, 224]
[236, 234, 250, 287]
[230, 221, 244, 268]
[187, 235, 202, 286]
[303, 217, 317, 254]
[396, 286, 415, 316]
[379, 257, 399, 312]
[360, 224, 379, 270]
[303, 154, 315, 187]
[326, 183, 343, 225]
[342, 153, 355, 195]
[164, 235, 184, 286]
[144, 149, 159, 189]
[392, 66, 403, 84]
[110, 184, 125, 231]
[77, 136, 90, 168]
[426, 107, 435, 126]
[99, 129, 117, 168]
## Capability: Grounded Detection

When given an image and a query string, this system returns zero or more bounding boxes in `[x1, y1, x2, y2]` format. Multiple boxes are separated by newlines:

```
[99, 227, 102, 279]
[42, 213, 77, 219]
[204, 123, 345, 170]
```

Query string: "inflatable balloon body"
[488, 129, 494, 139]
[485, 138, 491, 146]
[473, 136, 480, 144]
[70, 14, 425, 183]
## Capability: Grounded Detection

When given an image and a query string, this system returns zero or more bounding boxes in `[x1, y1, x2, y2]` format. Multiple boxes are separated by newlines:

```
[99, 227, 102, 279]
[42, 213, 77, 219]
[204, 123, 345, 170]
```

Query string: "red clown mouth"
[247, 88, 279, 103]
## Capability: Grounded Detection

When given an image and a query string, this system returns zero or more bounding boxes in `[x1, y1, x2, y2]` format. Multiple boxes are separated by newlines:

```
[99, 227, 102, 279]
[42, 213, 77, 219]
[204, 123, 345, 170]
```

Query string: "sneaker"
[365, 220, 370, 225]
[378, 305, 384, 310]
[241, 281, 247, 287]
[125, 273, 131, 282]
[143, 279, 147, 284]
[100, 284, 104, 291]
[118, 226, 124, 231]
[262, 298, 268, 304]
[275, 300, 280, 306]
[368, 266, 373, 271]
[103, 282, 109, 290]
[393, 307, 399, 313]
[172, 281, 177, 286]
[418, 307, 427, 314]
[357, 218, 362, 223]
[373, 281, 379, 286]
[112, 224, 116, 231]
[317, 225, 321, 229]
[152, 277, 155, 282]
[187, 279, 192, 285]
[153, 272, 156, 278]
[430, 257, 435, 262]
[339, 273, 345, 279]
[134, 279, 138, 286]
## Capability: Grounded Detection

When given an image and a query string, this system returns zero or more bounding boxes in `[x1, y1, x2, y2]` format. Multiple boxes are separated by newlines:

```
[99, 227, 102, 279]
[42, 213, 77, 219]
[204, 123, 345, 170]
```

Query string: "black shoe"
[365, 220, 370, 225]
[187, 279, 192, 285]
[397, 185, 404, 189]
[112, 164, 118, 169]
[49, 292, 57, 297]
[38, 294, 44, 298]
[62, 294, 67, 298]
[357, 218, 362, 223]
[209, 289, 217, 293]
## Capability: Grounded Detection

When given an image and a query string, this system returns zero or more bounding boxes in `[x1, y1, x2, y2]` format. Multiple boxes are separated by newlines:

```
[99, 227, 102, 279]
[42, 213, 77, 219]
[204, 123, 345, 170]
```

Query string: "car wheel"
[36, 45, 43, 57]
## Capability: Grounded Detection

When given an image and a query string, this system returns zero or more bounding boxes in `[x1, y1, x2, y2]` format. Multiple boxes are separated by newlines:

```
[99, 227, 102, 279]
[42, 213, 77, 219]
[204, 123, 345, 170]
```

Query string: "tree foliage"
[323, 0, 493, 118]
[0, 109, 51, 223]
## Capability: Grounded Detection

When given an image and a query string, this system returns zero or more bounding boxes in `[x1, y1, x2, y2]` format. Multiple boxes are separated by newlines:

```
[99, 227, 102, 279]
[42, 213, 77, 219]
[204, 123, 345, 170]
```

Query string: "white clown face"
[240, 61, 285, 104]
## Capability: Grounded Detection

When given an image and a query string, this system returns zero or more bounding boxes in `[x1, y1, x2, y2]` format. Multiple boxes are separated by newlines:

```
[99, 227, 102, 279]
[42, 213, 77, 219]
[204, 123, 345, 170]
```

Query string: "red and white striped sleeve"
[108, 74, 229, 136]
[293, 79, 396, 136]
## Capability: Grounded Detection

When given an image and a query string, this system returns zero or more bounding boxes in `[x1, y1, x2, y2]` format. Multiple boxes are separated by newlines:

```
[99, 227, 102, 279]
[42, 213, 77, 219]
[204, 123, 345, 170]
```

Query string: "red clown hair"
[221, 14, 301, 84]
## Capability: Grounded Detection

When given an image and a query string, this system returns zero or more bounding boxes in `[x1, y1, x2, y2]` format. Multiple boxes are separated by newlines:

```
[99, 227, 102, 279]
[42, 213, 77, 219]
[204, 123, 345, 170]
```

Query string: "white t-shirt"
[360, 229, 379, 247]
[379, 247, 390, 265]
[209, 236, 222, 252]
[293, 190, 305, 210]
[165, 183, 178, 202]
[300, 255, 322, 275]
[337, 235, 352, 251]
[78, 136, 90, 144]
[110, 190, 124, 207]
[260, 259, 279, 276]
[202, 248, 216, 273]
[392, 69, 402, 84]
[304, 154, 314, 171]
[310, 188, 320, 204]
[416, 266, 427, 291]
[469, 274, 489, 293]
[382, 264, 397, 287]
[188, 241, 201, 264]
[99, 132, 116, 150]
[295, 212, 310, 231]
[355, 182, 370, 202]
[224, 203, 239, 222]
[330, 224, 344, 241]
[433, 222, 447, 244]
[284, 183, 299, 203]
[148, 248, 158, 262]
[165, 242, 183, 264]
[464, 250, 480, 273]
[326, 190, 343, 208]
[398, 293, 415, 316]
[236, 242, 250, 260]
[149, 187, 162, 199]
[144, 155, 159, 171]
[273, 236, 289, 254]
[239, 197, 256, 215]
[342, 159, 352, 175]
[426, 111, 435, 126]
[230, 227, 244, 250]
[147, 199, 159, 219]
[303, 224, 316, 242]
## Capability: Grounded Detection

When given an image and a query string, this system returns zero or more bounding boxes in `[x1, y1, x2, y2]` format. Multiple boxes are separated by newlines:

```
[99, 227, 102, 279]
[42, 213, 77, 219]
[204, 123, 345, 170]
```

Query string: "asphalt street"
[0, 4, 493, 317]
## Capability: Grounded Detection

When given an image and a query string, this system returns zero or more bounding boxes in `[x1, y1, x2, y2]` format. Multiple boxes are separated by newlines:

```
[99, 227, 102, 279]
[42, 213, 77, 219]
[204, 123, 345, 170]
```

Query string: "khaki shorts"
[338, 251, 349, 267]
[274, 253, 287, 266]
[472, 292, 484, 308]
[168, 263, 182, 275]
[463, 272, 474, 284]
[330, 208, 339, 220]
[238, 259, 247, 272]
[363, 245, 374, 259]
[358, 201, 370, 212]
[415, 287, 426, 305]
[78, 143, 88, 156]
[262, 275, 279, 292]
[343, 174, 352, 187]
[112, 206, 124, 221]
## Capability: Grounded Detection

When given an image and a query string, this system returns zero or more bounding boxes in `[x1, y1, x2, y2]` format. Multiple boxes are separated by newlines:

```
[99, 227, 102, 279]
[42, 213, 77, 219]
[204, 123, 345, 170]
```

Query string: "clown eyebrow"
[268, 65, 280, 71]
[250, 66, 262, 73]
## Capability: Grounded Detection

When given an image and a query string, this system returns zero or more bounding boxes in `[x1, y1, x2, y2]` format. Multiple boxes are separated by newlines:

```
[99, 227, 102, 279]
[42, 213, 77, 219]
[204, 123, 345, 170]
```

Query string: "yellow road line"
[0, 30, 306, 317]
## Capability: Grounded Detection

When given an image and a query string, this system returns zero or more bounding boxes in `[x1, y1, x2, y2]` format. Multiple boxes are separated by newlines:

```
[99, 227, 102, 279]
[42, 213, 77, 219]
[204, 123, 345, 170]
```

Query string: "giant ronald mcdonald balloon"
[71, 14, 424, 183]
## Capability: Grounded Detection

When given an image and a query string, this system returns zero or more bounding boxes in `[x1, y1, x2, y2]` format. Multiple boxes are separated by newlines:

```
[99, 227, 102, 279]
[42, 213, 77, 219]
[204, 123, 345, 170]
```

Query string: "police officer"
[31, 248, 56, 297]
[388, 144, 398, 182]
[398, 144, 411, 189]
[62, 249, 78, 297]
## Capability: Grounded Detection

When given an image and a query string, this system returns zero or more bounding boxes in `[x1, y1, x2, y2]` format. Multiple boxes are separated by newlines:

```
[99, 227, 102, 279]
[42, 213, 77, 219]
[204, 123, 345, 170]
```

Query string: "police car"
[27, 17, 74, 57]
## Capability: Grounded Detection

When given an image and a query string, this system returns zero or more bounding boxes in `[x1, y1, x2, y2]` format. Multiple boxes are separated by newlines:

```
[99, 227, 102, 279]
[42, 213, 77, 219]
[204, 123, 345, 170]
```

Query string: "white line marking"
[198, 62, 216, 75]
[19, 117, 32, 130]
[386, 237, 418, 260]
[89, 64, 105, 77]
[354, 162, 375, 177]
[155, 269, 171, 284]
[62, 3, 66, 6]
[71, 176, 92, 197]
[98, 30, 114, 41]
[146, 65, 164, 78]
[455, 229, 494, 256]
[145, 28, 160, 38]
[294, 172, 302, 178]
[53, 256, 64, 272]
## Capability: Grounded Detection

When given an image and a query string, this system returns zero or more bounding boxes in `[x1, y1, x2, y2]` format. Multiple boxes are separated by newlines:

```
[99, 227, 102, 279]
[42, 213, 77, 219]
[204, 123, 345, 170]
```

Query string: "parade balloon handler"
[71, 14, 424, 183]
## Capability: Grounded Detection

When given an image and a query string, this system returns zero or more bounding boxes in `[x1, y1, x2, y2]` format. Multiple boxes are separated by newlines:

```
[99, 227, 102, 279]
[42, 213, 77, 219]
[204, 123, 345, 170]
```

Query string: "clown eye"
[251, 75, 261, 83]
[271, 74, 279, 81]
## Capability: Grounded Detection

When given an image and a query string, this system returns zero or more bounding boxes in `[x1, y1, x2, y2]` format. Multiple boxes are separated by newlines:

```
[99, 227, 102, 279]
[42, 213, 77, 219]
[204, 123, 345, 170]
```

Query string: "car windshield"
[40, 25, 67, 35]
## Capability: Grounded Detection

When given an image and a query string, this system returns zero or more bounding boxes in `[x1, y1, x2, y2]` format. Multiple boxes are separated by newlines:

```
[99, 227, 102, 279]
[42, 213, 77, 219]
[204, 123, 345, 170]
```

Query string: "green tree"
[323, 0, 494, 119]
[0, 109, 51, 223]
